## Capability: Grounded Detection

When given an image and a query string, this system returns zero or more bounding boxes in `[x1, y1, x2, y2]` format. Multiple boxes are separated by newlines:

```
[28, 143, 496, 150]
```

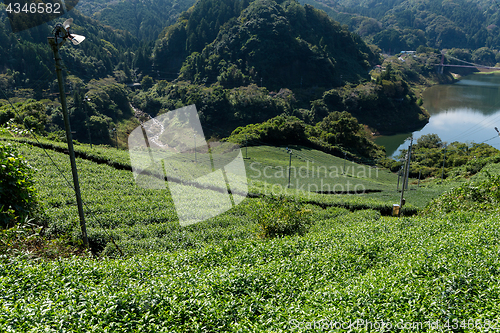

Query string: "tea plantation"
[1, 138, 500, 332]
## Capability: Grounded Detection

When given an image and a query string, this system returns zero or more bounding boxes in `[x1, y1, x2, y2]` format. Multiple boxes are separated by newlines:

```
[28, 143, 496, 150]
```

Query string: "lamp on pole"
[48, 19, 88, 249]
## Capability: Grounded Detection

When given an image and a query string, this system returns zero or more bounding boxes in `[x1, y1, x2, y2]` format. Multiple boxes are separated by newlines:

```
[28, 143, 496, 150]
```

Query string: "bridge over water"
[438, 53, 500, 73]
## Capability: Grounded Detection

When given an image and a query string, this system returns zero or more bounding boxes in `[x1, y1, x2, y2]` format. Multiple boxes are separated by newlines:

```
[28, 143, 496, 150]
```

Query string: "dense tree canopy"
[312, 0, 500, 52]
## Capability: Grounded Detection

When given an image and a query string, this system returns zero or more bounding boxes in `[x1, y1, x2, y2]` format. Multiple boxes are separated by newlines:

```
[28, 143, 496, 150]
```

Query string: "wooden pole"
[49, 37, 89, 249]
[287, 150, 292, 188]
[399, 136, 413, 216]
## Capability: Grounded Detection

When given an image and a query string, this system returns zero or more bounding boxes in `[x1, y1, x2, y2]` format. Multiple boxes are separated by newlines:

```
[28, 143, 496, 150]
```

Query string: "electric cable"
[0, 86, 124, 256]
[447, 111, 500, 143]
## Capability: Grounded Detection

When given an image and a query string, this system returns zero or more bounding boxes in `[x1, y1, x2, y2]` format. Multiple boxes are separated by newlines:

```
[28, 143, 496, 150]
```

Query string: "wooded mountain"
[77, 0, 196, 41]
[154, 0, 379, 90]
[0, 0, 431, 159]
[0, 9, 142, 96]
[303, 0, 500, 51]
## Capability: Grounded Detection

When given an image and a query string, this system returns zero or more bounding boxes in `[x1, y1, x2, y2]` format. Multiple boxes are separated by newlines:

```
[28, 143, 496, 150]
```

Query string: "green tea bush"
[252, 196, 312, 238]
[423, 174, 500, 214]
[0, 143, 37, 227]
[465, 157, 490, 175]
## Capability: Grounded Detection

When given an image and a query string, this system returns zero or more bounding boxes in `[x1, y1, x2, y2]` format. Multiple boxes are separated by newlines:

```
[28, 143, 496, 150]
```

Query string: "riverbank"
[375, 72, 500, 157]
[368, 51, 462, 144]
[378, 51, 456, 99]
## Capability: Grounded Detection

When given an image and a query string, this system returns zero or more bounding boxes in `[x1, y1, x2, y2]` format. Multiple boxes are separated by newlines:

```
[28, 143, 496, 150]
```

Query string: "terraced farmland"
[1, 138, 500, 331]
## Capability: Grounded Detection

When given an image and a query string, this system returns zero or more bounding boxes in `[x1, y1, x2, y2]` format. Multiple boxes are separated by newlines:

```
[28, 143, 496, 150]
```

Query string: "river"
[375, 73, 500, 158]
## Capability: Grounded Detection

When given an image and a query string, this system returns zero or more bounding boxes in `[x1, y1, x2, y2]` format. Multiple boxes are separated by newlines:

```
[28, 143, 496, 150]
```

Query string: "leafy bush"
[423, 174, 500, 214]
[0, 143, 37, 228]
[0, 100, 49, 135]
[252, 195, 312, 238]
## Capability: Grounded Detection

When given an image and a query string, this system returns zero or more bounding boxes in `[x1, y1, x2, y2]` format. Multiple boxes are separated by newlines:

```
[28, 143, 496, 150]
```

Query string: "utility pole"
[194, 133, 197, 164]
[398, 152, 408, 217]
[111, 127, 118, 149]
[399, 136, 412, 217]
[397, 165, 402, 191]
[405, 137, 413, 190]
[342, 151, 347, 175]
[48, 32, 89, 249]
[286, 147, 292, 188]
[84, 96, 92, 149]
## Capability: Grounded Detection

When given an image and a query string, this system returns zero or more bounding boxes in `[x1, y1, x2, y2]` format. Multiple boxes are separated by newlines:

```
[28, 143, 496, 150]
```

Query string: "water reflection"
[376, 73, 500, 157]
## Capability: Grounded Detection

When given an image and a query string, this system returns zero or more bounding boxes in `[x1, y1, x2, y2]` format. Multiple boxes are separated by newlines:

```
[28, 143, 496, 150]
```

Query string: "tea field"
[1, 138, 500, 332]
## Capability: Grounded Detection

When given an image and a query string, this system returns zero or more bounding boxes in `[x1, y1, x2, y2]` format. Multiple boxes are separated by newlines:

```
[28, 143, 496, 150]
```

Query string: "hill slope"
[0, 10, 140, 95]
[77, 0, 196, 40]
[302, 0, 500, 51]
[154, 0, 379, 89]
[2, 139, 500, 330]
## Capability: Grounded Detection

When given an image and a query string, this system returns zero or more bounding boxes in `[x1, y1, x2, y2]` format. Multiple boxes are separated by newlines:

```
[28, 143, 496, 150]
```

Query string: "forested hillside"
[0, 9, 140, 95]
[77, 0, 196, 40]
[155, 0, 378, 89]
[0, 0, 430, 157]
[4, 1, 500, 329]
[303, 0, 500, 52]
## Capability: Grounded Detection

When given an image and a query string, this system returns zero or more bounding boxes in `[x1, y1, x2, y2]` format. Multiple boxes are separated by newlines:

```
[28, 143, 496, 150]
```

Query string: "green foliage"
[0, 100, 49, 135]
[321, 0, 500, 51]
[390, 134, 500, 179]
[55, 77, 133, 146]
[0, 11, 141, 95]
[5, 106, 500, 329]
[415, 133, 443, 149]
[0, 143, 37, 228]
[167, 0, 377, 90]
[141, 75, 154, 91]
[252, 196, 312, 238]
[315, 78, 427, 134]
[154, 0, 244, 74]
[131, 81, 290, 137]
[472, 47, 497, 66]
[1, 197, 500, 330]
[226, 113, 384, 159]
[423, 174, 500, 214]
[229, 115, 307, 145]
[88, 0, 195, 41]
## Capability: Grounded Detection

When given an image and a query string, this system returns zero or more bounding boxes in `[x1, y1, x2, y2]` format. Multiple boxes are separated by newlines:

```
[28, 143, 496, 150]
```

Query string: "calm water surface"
[376, 73, 500, 157]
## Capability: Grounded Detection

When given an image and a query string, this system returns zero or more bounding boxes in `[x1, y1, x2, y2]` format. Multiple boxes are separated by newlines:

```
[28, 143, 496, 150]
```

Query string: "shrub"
[0, 143, 37, 228]
[252, 195, 312, 238]
[423, 174, 500, 214]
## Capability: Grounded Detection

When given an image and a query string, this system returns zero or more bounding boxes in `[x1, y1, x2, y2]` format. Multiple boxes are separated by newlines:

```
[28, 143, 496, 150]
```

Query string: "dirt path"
[130, 103, 171, 150]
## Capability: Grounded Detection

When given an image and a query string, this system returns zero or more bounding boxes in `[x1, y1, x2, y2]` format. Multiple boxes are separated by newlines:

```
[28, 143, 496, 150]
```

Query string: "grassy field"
[1, 137, 499, 331]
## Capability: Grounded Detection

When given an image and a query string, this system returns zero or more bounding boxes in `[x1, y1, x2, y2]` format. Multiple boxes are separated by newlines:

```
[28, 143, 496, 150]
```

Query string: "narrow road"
[130, 103, 171, 150]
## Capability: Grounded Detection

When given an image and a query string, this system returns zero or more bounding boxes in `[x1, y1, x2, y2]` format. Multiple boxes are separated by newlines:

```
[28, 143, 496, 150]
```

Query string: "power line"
[0, 81, 124, 256]
[447, 113, 500, 143]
